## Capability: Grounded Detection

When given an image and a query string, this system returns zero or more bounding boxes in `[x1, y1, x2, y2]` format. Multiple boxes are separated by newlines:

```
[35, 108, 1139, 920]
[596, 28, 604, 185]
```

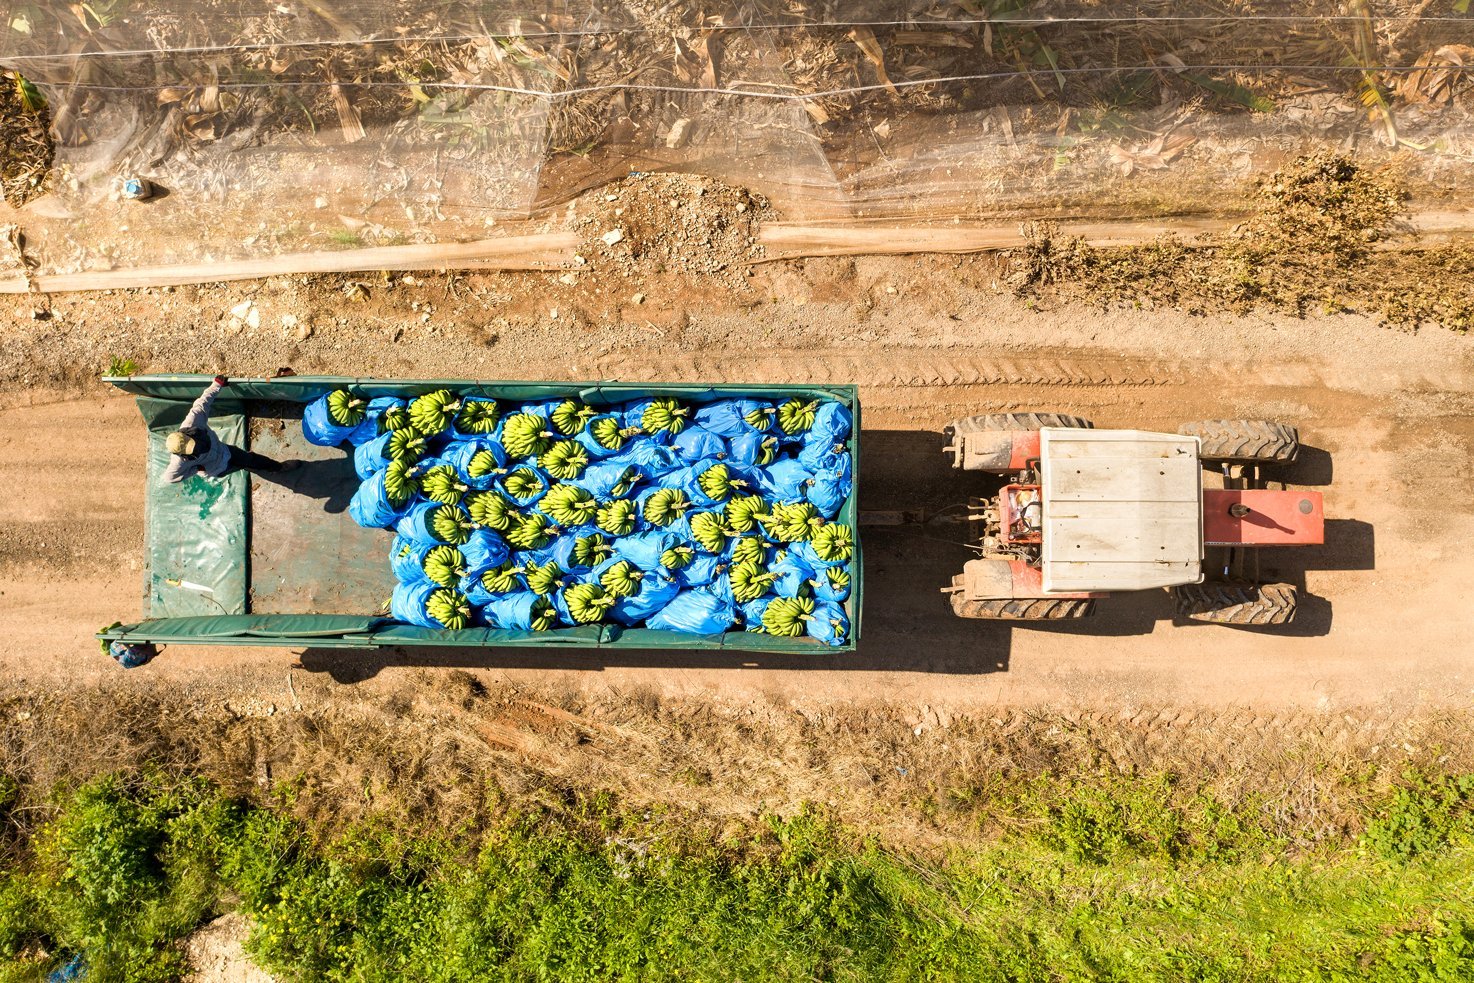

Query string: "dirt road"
[3, 252, 1472, 714]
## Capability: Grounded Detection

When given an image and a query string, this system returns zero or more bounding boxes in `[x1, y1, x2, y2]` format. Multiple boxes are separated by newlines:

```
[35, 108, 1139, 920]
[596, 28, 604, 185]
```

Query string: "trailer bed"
[104, 374, 862, 653]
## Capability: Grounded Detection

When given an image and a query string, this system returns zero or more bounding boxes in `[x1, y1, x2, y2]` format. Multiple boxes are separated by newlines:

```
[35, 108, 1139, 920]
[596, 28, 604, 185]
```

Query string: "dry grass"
[3, 672, 1471, 857]
[1010, 153, 1474, 332]
[0, 72, 51, 208]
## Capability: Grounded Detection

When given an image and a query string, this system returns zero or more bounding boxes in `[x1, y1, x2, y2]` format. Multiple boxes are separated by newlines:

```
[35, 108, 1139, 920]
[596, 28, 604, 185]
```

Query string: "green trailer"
[97, 375, 861, 653]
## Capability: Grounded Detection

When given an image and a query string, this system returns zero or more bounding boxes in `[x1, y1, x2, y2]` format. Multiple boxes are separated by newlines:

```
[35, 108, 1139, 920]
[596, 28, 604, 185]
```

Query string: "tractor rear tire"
[951, 595, 1096, 620]
[947, 412, 1094, 435]
[1178, 420, 1299, 463]
[1173, 582, 1297, 625]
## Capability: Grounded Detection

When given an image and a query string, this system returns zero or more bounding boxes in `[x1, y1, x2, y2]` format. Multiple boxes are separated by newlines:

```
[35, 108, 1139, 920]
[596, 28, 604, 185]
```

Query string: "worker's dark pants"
[222, 445, 285, 476]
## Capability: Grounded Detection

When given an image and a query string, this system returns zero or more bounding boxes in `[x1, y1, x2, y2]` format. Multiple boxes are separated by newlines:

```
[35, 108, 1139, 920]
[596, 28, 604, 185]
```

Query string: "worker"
[163, 376, 294, 483]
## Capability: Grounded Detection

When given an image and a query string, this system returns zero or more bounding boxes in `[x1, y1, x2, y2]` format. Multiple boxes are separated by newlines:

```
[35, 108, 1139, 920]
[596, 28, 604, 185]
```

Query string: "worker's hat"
[166, 431, 197, 457]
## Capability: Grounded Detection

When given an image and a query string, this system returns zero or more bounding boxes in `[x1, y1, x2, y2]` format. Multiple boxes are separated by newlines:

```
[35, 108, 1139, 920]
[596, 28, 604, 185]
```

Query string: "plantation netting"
[314, 388, 857, 644]
[1, 0, 1472, 277]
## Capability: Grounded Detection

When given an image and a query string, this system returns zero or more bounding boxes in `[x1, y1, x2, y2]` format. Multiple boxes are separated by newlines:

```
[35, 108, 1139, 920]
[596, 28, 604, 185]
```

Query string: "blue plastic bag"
[483, 592, 546, 631]
[671, 425, 728, 461]
[303, 393, 360, 447]
[444, 437, 508, 490]
[771, 552, 817, 597]
[390, 535, 434, 583]
[390, 581, 442, 628]
[676, 553, 724, 588]
[728, 431, 779, 467]
[615, 530, 679, 571]
[807, 600, 849, 647]
[349, 396, 407, 446]
[808, 401, 852, 446]
[739, 597, 771, 631]
[575, 414, 629, 459]
[645, 588, 736, 635]
[395, 502, 451, 547]
[571, 460, 643, 500]
[353, 431, 395, 479]
[348, 467, 413, 528]
[805, 452, 853, 520]
[460, 529, 510, 571]
[606, 441, 682, 479]
[611, 571, 682, 626]
[694, 398, 775, 437]
[753, 458, 813, 502]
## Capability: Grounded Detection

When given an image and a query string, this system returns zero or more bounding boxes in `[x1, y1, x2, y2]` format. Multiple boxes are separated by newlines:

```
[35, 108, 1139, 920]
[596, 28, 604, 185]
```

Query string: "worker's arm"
[161, 454, 194, 484]
[180, 377, 227, 430]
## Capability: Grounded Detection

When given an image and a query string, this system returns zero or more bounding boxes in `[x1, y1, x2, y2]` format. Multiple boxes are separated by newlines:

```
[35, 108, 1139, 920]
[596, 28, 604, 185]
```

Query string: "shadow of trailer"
[97, 375, 861, 655]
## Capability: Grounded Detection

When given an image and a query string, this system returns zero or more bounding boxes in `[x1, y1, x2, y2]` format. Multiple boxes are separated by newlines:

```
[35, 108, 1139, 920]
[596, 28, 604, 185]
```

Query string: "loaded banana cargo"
[97, 375, 861, 654]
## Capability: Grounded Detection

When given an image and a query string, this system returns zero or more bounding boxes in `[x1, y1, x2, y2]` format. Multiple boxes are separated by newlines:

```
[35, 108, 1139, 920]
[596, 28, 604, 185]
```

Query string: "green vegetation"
[2, 768, 1473, 982]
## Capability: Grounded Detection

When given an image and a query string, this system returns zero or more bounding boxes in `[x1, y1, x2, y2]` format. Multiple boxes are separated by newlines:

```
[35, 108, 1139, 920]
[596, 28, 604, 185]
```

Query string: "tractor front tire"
[1178, 420, 1299, 464]
[1173, 582, 1297, 625]
[947, 412, 1094, 435]
[951, 595, 1096, 620]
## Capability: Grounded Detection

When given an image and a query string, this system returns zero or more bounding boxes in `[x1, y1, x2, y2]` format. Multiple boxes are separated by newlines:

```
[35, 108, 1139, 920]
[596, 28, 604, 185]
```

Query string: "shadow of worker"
[244, 452, 356, 514]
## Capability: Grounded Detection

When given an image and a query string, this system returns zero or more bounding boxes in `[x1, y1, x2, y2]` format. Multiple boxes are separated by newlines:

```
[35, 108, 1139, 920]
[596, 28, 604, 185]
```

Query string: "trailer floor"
[247, 402, 396, 616]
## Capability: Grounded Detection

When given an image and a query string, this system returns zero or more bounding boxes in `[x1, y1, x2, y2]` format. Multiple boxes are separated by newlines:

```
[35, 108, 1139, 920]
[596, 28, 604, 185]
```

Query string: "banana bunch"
[421, 465, 469, 505]
[551, 399, 597, 436]
[573, 533, 614, 567]
[600, 559, 645, 598]
[383, 459, 421, 507]
[526, 561, 566, 596]
[454, 399, 500, 435]
[507, 512, 558, 550]
[641, 397, 691, 435]
[431, 505, 476, 546]
[696, 463, 749, 503]
[530, 597, 559, 631]
[729, 560, 779, 604]
[752, 436, 779, 467]
[743, 404, 777, 431]
[564, 583, 617, 624]
[467, 449, 506, 480]
[661, 545, 695, 570]
[777, 398, 821, 436]
[761, 596, 815, 637]
[541, 440, 590, 480]
[724, 494, 770, 533]
[481, 561, 523, 594]
[502, 467, 546, 503]
[826, 567, 851, 592]
[690, 511, 733, 553]
[643, 488, 691, 527]
[502, 413, 556, 459]
[409, 390, 463, 435]
[609, 466, 642, 498]
[589, 417, 645, 452]
[541, 484, 598, 526]
[327, 390, 368, 426]
[388, 428, 429, 462]
[467, 489, 516, 530]
[380, 405, 413, 433]
[764, 502, 823, 543]
[811, 523, 855, 562]
[730, 536, 768, 566]
[596, 499, 638, 536]
[422, 545, 467, 588]
[426, 588, 474, 630]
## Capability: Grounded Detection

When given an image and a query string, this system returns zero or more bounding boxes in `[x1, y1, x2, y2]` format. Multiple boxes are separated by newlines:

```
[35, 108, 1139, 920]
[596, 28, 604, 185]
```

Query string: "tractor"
[942, 414, 1324, 625]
